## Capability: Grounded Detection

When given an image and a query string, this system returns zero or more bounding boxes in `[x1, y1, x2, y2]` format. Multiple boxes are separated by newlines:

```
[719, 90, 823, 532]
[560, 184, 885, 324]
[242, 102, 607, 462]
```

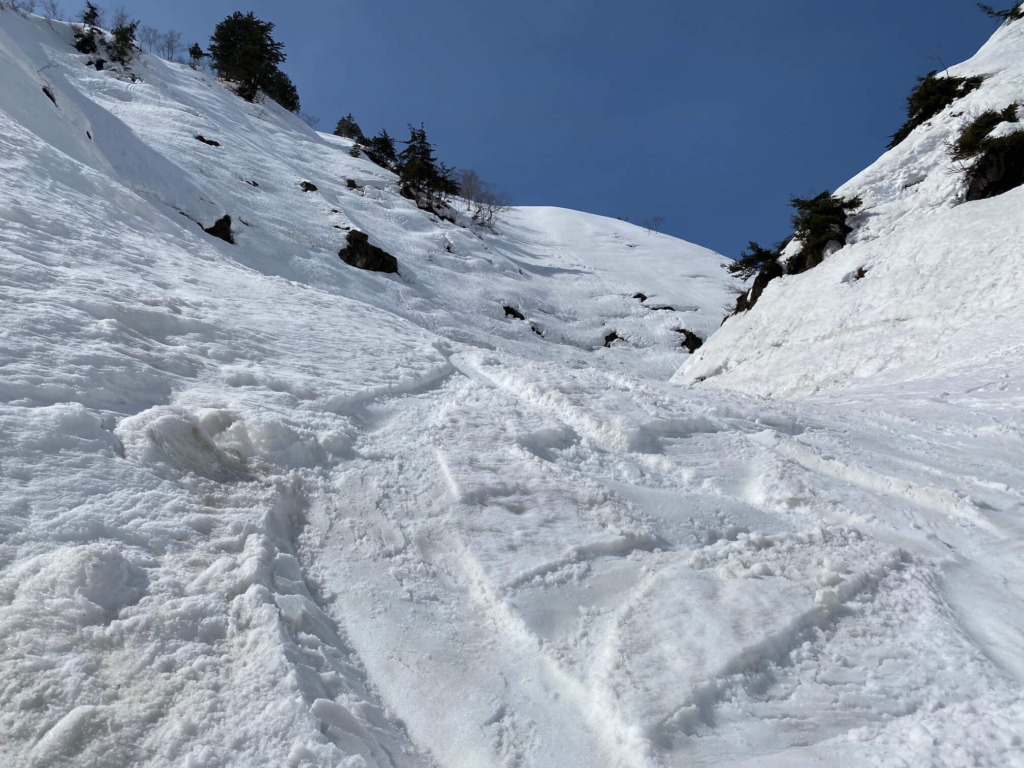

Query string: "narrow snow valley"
[1, 9, 1023, 768]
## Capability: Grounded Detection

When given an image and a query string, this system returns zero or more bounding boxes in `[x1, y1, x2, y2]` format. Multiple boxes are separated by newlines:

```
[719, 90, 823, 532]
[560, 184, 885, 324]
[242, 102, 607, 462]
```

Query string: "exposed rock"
[338, 230, 398, 273]
[504, 306, 525, 321]
[649, 305, 675, 312]
[300, 181, 318, 192]
[346, 179, 358, 189]
[204, 215, 234, 244]
[246, 180, 259, 187]
[532, 325, 544, 338]
[42, 86, 57, 107]
[675, 328, 704, 353]
[732, 259, 784, 315]
[195, 135, 220, 147]
[633, 292, 648, 302]
[604, 331, 621, 347]
[965, 132, 1024, 201]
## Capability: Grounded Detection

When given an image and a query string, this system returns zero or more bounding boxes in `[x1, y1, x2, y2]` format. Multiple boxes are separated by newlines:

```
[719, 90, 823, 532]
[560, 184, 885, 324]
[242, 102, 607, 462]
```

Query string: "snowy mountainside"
[1, 10, 732, 380]
[2, 9, 1024, 768]
[678, 17, 1024, 397]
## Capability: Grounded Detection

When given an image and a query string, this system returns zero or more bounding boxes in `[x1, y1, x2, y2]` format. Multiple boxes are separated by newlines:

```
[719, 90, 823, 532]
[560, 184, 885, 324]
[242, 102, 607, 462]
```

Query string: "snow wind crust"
[1, 9, 1023, 768]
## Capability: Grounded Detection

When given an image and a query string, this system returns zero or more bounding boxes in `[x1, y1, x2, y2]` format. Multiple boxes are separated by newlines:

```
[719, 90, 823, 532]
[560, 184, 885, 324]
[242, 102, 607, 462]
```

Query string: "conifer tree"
[396, 124, 459, 204]
[73, 1, 100, 53]
[334, 114, 364, 141]
[263, 68, 300, 112]
[786, 191, 862, 273]
[80, 1, 99, 26]
[208, 12, 299, 111]
[188, 42, 205, 68]
[397, 124, 438, 200]
[977, 2, 1024, 21]
[726, 241, 779, 280]
[110, 19, 139, 65]
[888, 72, 984, 148]
[364, 130, 397, 169]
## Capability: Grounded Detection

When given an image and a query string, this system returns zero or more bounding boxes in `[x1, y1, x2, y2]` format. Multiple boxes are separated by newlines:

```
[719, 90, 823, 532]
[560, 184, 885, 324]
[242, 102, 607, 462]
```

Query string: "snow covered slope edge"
[676, 18, 1024, 397]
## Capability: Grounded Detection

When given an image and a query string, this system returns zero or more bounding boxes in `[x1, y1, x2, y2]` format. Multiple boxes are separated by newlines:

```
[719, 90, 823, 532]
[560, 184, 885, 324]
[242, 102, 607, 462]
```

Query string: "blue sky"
[82, 0, 1001, 257]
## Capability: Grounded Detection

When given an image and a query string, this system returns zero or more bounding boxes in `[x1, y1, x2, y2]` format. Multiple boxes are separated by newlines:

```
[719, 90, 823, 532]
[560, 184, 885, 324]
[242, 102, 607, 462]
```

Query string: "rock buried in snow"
[675, 328, 704, 352]
[633, 292, 648, 302]
[604, 331, 621, 347]
[204, 215, 234, 244]
[300, 181, 318, 192]
[195, 134, 220, 147]
[504, 306, 526, 320]
[339, 230, 398, 273]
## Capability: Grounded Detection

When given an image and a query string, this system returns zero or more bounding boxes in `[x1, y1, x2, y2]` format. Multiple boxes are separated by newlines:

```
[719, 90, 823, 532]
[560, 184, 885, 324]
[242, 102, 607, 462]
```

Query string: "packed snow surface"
[2, 10, 1023, 768]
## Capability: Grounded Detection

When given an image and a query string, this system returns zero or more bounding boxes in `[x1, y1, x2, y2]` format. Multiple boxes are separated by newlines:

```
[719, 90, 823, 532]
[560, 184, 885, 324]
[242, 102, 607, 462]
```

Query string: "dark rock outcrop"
[300, 181, 318, 192]
[42, 86, 57, 106]
[504, 306, 525, 321]
[732, 259, 784, 315]
[675, 329, 704, 353]
[965, 133, 1024, 201]
[204, 215, 234, 244]
[195, 135, 220, 147]
[338, 230, 398, 273]
[633, 292, 648, 302]
[604, 331, 621, 347]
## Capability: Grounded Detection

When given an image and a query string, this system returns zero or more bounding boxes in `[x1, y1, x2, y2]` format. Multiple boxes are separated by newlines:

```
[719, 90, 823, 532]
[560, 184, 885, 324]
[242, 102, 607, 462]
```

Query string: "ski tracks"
[302, 349, 1024, 768]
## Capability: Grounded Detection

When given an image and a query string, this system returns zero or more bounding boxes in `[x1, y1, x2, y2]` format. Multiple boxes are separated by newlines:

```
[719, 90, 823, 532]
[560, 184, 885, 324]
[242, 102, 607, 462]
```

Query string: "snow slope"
[676, 18, 1024, 398]
[2, 9, 1023, 768]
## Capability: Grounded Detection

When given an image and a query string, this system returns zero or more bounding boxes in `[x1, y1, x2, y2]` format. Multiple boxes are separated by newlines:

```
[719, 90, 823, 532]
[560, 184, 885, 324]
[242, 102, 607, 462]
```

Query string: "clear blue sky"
[89, 0, 1000, 257]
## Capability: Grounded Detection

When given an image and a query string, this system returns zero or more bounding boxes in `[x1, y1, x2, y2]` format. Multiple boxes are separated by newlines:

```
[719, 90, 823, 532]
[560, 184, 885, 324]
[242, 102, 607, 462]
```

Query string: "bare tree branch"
[138, 25, 159, 53]
[643, 216, 665, 234]
[110, 6, 129, 30]
[158, 30, 182, 62]
[40, 0, 63, 20]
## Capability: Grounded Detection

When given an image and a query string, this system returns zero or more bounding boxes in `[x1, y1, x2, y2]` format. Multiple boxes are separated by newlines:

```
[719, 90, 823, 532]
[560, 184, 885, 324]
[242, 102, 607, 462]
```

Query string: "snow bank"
[677, 18, 1024, 397]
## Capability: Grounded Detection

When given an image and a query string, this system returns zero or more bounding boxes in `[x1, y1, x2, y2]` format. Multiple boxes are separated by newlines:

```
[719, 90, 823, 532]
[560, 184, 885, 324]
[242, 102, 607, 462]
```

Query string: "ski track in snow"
[1, 9, 1023, 768]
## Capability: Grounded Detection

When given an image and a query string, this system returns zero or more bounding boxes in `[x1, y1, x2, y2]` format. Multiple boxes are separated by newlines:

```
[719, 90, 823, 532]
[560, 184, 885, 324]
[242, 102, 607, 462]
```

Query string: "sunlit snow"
[1, 9, 1022, 768]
